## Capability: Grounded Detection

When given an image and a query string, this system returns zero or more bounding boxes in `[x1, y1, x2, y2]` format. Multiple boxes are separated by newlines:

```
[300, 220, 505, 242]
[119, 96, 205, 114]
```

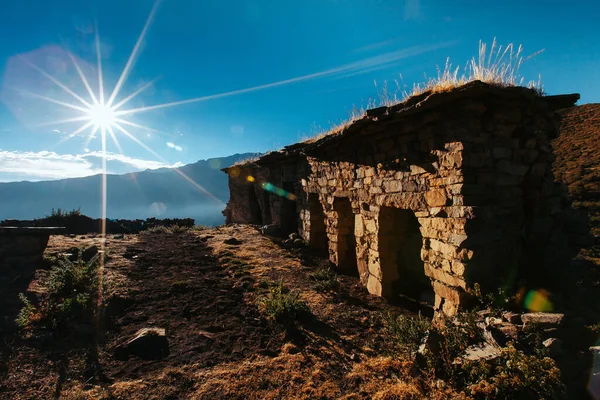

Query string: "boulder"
[458, 342, 500, 363]
[260, 224, 279, 236]
[224, 237, 242, 245]
[81, 245, 99, 262]
[116, 327, 169, 360]
[522, 312, 564, 330]
[65, 245, 98, 263]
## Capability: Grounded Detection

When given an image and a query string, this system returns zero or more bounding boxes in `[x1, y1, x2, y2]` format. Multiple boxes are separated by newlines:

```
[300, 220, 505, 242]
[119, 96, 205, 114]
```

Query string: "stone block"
[425, 189, 448, 207]
[382, 180, 402, 193]
[521, 313, 564, 330]
[367, 275, 383, 296]
[424, 264, 466, 288]
[429, 239, 458, 258]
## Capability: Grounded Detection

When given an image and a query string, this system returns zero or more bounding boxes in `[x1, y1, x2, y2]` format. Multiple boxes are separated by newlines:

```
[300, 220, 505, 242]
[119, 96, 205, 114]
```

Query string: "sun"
[87, 103, 116, 128]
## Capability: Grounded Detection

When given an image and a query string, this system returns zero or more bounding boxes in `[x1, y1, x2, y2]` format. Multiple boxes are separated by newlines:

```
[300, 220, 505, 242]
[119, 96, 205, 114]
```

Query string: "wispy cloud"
[166, 142, 183, 151]
[0, 149, 183, 182]
[117, 41, 455, 116]
[353, 39, 398, 53]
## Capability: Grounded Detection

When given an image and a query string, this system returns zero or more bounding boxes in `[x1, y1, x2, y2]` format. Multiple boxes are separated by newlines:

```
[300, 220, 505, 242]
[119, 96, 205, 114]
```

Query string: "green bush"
[385, 312, 432, 353]
[464, 344, 564, 399]
[310, 267, 339, 292]
[48, 207, 82, 218]
[16, 255, 100, 332]
[257, 283, 309, 325]
[384, 310, 563, 399]
[141, 224, 190, 234]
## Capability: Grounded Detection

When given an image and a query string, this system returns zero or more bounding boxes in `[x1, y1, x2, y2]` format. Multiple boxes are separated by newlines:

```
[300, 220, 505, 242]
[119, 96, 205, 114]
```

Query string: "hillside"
[0, 153, 259, 226]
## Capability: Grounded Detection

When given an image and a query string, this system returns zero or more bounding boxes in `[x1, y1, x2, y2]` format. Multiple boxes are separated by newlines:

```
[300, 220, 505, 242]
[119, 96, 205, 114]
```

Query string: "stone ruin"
[222, 81, 588, 316]
[0, 226, 65, 331]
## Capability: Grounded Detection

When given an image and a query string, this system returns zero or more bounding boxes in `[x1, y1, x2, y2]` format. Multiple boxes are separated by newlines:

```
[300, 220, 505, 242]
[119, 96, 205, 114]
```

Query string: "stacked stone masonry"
[222, 82, 587, 316]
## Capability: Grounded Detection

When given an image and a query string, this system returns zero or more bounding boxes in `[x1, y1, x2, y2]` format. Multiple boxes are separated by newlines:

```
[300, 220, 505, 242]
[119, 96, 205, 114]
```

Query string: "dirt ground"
[0, 226, 441, 400]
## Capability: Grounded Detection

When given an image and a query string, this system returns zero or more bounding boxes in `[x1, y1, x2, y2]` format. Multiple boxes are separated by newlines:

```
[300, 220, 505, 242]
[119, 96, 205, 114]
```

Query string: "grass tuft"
[257, 282, 309, 326]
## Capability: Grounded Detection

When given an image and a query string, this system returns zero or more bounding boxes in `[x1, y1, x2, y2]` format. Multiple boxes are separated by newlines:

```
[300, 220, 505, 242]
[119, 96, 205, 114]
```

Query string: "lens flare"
[523, 289, 553, 312]
[262, 182, 297, 200]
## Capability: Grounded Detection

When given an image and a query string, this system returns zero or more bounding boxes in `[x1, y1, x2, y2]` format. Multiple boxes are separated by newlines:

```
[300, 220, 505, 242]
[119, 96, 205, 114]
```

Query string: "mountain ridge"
[0, 152, 259, 225]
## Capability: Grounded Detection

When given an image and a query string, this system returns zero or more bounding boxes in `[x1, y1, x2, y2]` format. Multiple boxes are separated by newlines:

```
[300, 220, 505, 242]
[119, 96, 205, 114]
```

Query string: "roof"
[224, 81, 579, 171]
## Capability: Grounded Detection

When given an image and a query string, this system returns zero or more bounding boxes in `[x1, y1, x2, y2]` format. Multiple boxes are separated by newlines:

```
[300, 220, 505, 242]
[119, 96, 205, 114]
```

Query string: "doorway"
[333, 197, 357, 274]
[377, 207, 430, 301]
[308, 193, 328, 250]
[248, 185, 262, 224]
[280, 182, 298, 234]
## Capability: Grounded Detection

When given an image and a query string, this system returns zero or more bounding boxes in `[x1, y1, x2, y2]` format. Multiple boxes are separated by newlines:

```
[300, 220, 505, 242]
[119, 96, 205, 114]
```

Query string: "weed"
[16, 255, 100, 332]
[15, 293, 37, 330]
[587, 322, 600, 335]
[464, 344, 564, 399]
[169, 225, 191, 234]
[310, 267, 339, 292]
[257, 283, 309, 325]
[385, 312, 431, 354]
[142, 225, 173, 234]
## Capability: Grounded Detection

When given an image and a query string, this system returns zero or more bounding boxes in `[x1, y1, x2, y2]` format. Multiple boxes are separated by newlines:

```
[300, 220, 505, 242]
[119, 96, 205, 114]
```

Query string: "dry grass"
[297, 38, 544, 146]
[407, 38, 544, 98]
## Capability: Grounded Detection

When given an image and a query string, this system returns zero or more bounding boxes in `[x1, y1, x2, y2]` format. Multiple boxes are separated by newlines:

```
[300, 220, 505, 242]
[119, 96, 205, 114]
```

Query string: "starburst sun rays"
[19, 0, 222, 208]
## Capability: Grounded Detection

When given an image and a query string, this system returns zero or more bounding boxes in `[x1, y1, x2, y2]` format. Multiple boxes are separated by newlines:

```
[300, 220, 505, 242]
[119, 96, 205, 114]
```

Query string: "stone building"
[222, 81, 585, 315]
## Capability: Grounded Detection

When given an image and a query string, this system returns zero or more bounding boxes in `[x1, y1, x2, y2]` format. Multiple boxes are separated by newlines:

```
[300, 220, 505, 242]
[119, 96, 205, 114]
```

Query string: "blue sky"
[0, 0, 599, 182]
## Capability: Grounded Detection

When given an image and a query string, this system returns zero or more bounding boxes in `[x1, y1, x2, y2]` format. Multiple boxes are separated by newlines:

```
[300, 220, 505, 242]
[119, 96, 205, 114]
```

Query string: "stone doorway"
[263, 191, 272, 225]
[333, 197, 357, 274]
[248, 185, 262, 224]
[280, 182, 298, 234]
[308, 193, 328, 250]
[378, 207, 431, 302]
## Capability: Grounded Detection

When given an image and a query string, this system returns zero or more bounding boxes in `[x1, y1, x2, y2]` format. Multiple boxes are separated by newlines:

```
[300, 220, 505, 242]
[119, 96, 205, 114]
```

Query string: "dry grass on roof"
[299, 38, 544, 145]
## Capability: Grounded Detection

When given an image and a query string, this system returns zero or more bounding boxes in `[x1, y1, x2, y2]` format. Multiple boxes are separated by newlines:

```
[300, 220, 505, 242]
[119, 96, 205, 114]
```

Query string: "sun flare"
[86, 103, 116, 128]
[17, 0, 222, 240]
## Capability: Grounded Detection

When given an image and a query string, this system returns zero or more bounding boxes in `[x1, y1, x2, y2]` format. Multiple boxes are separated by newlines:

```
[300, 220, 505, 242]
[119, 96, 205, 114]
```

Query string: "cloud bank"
[0, 149, 183, 182]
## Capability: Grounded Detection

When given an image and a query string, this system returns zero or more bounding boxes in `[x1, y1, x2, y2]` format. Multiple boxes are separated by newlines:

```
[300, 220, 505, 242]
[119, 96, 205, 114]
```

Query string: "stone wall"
[0, 227, 64, 332]
[223, 82, 585, 316]
[223, 155, 310, 236]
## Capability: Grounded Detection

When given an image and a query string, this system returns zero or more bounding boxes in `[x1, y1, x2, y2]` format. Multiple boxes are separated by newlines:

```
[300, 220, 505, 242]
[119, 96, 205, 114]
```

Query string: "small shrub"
[310, 267, 339, 292]
[464, 344, 564, 399]
[48, 207, 81, 218]
[17, 255, 100, 332]
[257, 283, 309, 325]
[141, 225, 173, 234]
[15, 293, 38, 330]
[586, 322, 600, 335]
[169, 224, 190, 234]
[385, 312, 431, 353]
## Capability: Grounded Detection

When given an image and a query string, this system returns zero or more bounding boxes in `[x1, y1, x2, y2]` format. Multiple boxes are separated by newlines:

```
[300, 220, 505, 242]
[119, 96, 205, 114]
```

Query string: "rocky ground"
[0, 226, 425, 399]
[0, 224, 597, 399]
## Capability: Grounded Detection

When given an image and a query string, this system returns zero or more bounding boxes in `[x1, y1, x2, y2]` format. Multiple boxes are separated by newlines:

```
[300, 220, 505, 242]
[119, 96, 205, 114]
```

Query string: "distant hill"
[0, 153, 259, 226]
[553, 104, 600, 238]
